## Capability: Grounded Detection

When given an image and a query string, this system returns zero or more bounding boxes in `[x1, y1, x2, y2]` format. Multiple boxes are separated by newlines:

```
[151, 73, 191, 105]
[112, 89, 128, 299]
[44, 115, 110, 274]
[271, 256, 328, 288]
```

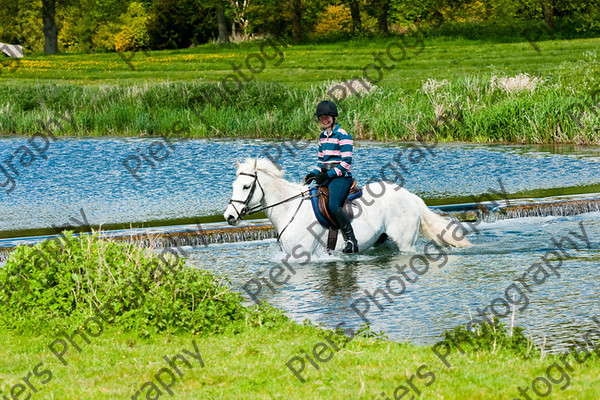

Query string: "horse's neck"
[259, 173, 304, 231]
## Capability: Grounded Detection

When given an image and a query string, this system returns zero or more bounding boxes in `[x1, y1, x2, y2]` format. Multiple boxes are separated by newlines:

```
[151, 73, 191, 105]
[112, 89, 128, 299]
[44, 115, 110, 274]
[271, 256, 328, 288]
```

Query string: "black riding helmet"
[315, 100, 338, 117]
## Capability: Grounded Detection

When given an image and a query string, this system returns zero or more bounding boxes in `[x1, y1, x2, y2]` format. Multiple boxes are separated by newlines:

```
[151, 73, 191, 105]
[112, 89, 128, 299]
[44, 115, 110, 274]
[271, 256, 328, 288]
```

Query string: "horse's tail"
[416, 197, 471, 248]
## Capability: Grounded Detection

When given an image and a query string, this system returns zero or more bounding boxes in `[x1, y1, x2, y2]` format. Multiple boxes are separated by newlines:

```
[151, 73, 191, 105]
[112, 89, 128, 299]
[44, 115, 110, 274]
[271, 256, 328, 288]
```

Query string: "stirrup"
[342, 239, 359, 254]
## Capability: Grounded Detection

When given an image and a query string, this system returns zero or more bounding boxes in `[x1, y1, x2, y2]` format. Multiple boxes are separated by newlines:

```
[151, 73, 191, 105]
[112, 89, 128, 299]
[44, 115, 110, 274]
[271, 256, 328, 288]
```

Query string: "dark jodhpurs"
[323, 176, 353, 213]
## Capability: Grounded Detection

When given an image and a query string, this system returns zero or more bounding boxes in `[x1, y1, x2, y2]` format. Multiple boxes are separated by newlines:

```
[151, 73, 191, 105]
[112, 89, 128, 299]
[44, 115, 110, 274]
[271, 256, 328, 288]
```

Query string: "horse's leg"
[380, 185, 421, 252]
[278, 202, 326, 256]
[385, 219, 420, 252]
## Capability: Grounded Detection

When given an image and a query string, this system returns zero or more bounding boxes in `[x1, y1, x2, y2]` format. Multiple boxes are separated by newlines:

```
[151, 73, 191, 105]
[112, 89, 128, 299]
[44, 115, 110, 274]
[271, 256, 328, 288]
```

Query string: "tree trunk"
[42, 0, 58, 54]
[216, 1, 229, 43]
[543, 2, 554, 31]
[374, 0, 389, 35]
[348, 0, 361, 34]
[290, 0, 303, 42]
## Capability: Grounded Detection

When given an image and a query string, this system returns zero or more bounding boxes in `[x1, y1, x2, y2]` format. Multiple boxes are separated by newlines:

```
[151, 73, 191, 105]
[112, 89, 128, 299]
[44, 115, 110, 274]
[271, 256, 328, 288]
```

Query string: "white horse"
[223, 158, 471, 255]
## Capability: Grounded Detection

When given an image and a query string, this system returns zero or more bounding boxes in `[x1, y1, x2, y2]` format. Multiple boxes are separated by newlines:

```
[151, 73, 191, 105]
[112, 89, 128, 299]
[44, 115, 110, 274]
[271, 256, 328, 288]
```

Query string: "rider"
[304, 100, 359, 254]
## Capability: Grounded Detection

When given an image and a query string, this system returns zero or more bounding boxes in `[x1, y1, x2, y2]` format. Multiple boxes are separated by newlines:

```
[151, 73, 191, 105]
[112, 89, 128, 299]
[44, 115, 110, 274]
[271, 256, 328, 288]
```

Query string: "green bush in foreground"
[0, 233, 285, 335]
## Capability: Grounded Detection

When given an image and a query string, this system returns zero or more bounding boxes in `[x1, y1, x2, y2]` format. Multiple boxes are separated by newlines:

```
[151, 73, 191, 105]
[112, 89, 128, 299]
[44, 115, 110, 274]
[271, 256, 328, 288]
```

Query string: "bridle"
[228, 170, 312, 240]
[228, 172, 264, 220]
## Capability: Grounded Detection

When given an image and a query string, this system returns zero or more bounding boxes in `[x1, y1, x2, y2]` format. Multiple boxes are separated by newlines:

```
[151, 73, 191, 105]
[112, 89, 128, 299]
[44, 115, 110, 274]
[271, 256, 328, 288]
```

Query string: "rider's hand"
[304, 172, 316, 184]
[315, 172, 329, 185]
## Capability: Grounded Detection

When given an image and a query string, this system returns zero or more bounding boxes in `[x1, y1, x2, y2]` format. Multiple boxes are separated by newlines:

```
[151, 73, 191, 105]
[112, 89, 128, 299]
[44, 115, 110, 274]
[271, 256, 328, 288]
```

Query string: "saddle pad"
[309, 187, 331, 228]
[309, 180, 363, 229]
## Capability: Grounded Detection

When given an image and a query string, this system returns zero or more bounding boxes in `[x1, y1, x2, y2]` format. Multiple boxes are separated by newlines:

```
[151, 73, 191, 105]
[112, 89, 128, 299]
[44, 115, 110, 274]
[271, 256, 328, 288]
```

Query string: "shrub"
[443, 318, 536, 358]
[313, 5, 353, 39]
[114, 2, 150, 52]
[0, 233, 286, 336]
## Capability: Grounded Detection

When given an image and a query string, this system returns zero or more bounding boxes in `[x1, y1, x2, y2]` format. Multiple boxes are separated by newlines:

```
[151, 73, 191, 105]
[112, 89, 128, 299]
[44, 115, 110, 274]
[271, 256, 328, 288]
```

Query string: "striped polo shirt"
[312, 123, 353, 178]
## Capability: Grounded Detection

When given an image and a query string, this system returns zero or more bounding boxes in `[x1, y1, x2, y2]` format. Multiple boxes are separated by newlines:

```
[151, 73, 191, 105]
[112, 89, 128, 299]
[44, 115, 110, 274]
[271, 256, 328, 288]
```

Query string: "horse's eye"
[243, 185, 250, 190]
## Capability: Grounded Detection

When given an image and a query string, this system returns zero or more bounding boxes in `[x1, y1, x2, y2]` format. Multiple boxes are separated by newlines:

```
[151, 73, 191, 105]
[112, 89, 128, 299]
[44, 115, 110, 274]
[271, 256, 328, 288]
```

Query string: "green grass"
[1, 36, 598, 88]
[0, 36, 599, 142]
[1, 231, 599, 399]
[2, 323, 599, 399]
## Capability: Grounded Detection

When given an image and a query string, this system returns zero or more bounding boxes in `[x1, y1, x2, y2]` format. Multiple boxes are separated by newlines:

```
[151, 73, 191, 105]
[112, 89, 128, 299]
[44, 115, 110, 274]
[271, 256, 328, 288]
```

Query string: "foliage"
[146, 0, 216, 49]
[353, 323, 389, 339]
[58, 0, 130, 52]
[313, 4, 353, 39]
[2, 0, 600, 53]
[245, 0, 318, 40]
[0, 0, 44, 53]
[113, 2, 150, 51]
[442, 318, 536, 358]
[0, 233, 287, 336]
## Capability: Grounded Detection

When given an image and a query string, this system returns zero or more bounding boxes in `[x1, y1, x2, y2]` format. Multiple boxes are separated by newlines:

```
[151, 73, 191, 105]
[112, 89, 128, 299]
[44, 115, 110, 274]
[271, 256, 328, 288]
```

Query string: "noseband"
[228, 172, 265, 220]
[228, 170, 313, 241]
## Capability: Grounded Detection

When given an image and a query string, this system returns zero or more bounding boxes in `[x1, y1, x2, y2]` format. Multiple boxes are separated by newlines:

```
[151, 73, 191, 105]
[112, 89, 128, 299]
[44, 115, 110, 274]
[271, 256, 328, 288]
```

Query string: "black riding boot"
[334, 209, 359, 253]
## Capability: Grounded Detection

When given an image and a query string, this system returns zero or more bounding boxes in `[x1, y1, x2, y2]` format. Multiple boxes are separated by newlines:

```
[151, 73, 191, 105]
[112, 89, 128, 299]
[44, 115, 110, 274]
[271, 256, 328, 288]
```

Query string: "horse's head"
[224, 158, 275, 225]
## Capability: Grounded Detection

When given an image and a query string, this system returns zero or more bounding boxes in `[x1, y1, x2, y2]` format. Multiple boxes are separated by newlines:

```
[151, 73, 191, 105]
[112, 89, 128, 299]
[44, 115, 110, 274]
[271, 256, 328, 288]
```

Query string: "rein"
[248, 190, 309, 215]
[228, 171, 312, 241]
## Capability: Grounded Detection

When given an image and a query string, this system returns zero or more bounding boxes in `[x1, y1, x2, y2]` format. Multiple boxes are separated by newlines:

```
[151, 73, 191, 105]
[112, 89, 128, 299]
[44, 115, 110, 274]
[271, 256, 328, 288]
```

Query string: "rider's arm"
[329, 129, 353, 177]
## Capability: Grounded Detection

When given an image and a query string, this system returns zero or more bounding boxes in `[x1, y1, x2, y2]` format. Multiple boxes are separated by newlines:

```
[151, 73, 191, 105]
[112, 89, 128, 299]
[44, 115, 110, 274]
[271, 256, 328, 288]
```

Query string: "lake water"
[187, 212, 600, 350]
[2, 136, 600, 348]
[1, 136, 600, 234]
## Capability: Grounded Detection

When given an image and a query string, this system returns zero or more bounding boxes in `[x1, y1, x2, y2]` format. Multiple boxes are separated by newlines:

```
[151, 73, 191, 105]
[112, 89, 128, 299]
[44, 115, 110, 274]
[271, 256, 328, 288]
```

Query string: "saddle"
[309, 180, 363, 251]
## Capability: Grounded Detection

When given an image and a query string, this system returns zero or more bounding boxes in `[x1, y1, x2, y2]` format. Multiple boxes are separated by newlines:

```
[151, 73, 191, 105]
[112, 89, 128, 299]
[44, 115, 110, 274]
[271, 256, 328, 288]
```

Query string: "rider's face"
[319, 115, 333, 129]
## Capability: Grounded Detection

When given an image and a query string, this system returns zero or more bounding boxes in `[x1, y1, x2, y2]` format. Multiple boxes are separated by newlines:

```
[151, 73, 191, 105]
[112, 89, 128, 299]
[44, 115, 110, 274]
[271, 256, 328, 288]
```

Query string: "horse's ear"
[236, 160, 241, 167]
[253, 158, 257, 170]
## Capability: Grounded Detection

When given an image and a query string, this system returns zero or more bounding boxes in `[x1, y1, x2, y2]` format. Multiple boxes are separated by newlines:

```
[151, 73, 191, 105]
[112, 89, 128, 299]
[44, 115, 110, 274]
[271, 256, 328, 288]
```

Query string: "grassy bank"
[1, 36, 599, 88]
[2, 324, 600, 399]
[0, 37, 599, 143]
[1, 235, 599, 399]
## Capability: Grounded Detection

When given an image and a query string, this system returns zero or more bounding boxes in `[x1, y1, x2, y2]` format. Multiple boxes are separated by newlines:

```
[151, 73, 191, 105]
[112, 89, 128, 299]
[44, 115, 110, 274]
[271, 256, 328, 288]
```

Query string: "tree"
[542, 0, 555, 30]
[347, 0, 362, 33]
[290, 0, 303, 41]
[245, 0, 287, 37]
[216, 0, 229, 42]
[147, 0, 216, 49]
[42, 0, 58, 53]
[113, 2, 150, 51]
[229, 0, 250, 38]
[374, 0, 389, 35]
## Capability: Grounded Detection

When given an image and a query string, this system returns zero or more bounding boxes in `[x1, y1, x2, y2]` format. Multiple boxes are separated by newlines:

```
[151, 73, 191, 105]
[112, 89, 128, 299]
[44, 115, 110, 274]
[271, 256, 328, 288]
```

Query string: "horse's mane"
[237, 158, 286, 179]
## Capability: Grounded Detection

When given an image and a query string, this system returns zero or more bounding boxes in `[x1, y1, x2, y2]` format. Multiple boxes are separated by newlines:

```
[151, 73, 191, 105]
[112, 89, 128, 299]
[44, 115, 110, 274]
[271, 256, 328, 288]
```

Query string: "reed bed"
[1, 39, 598, 143]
